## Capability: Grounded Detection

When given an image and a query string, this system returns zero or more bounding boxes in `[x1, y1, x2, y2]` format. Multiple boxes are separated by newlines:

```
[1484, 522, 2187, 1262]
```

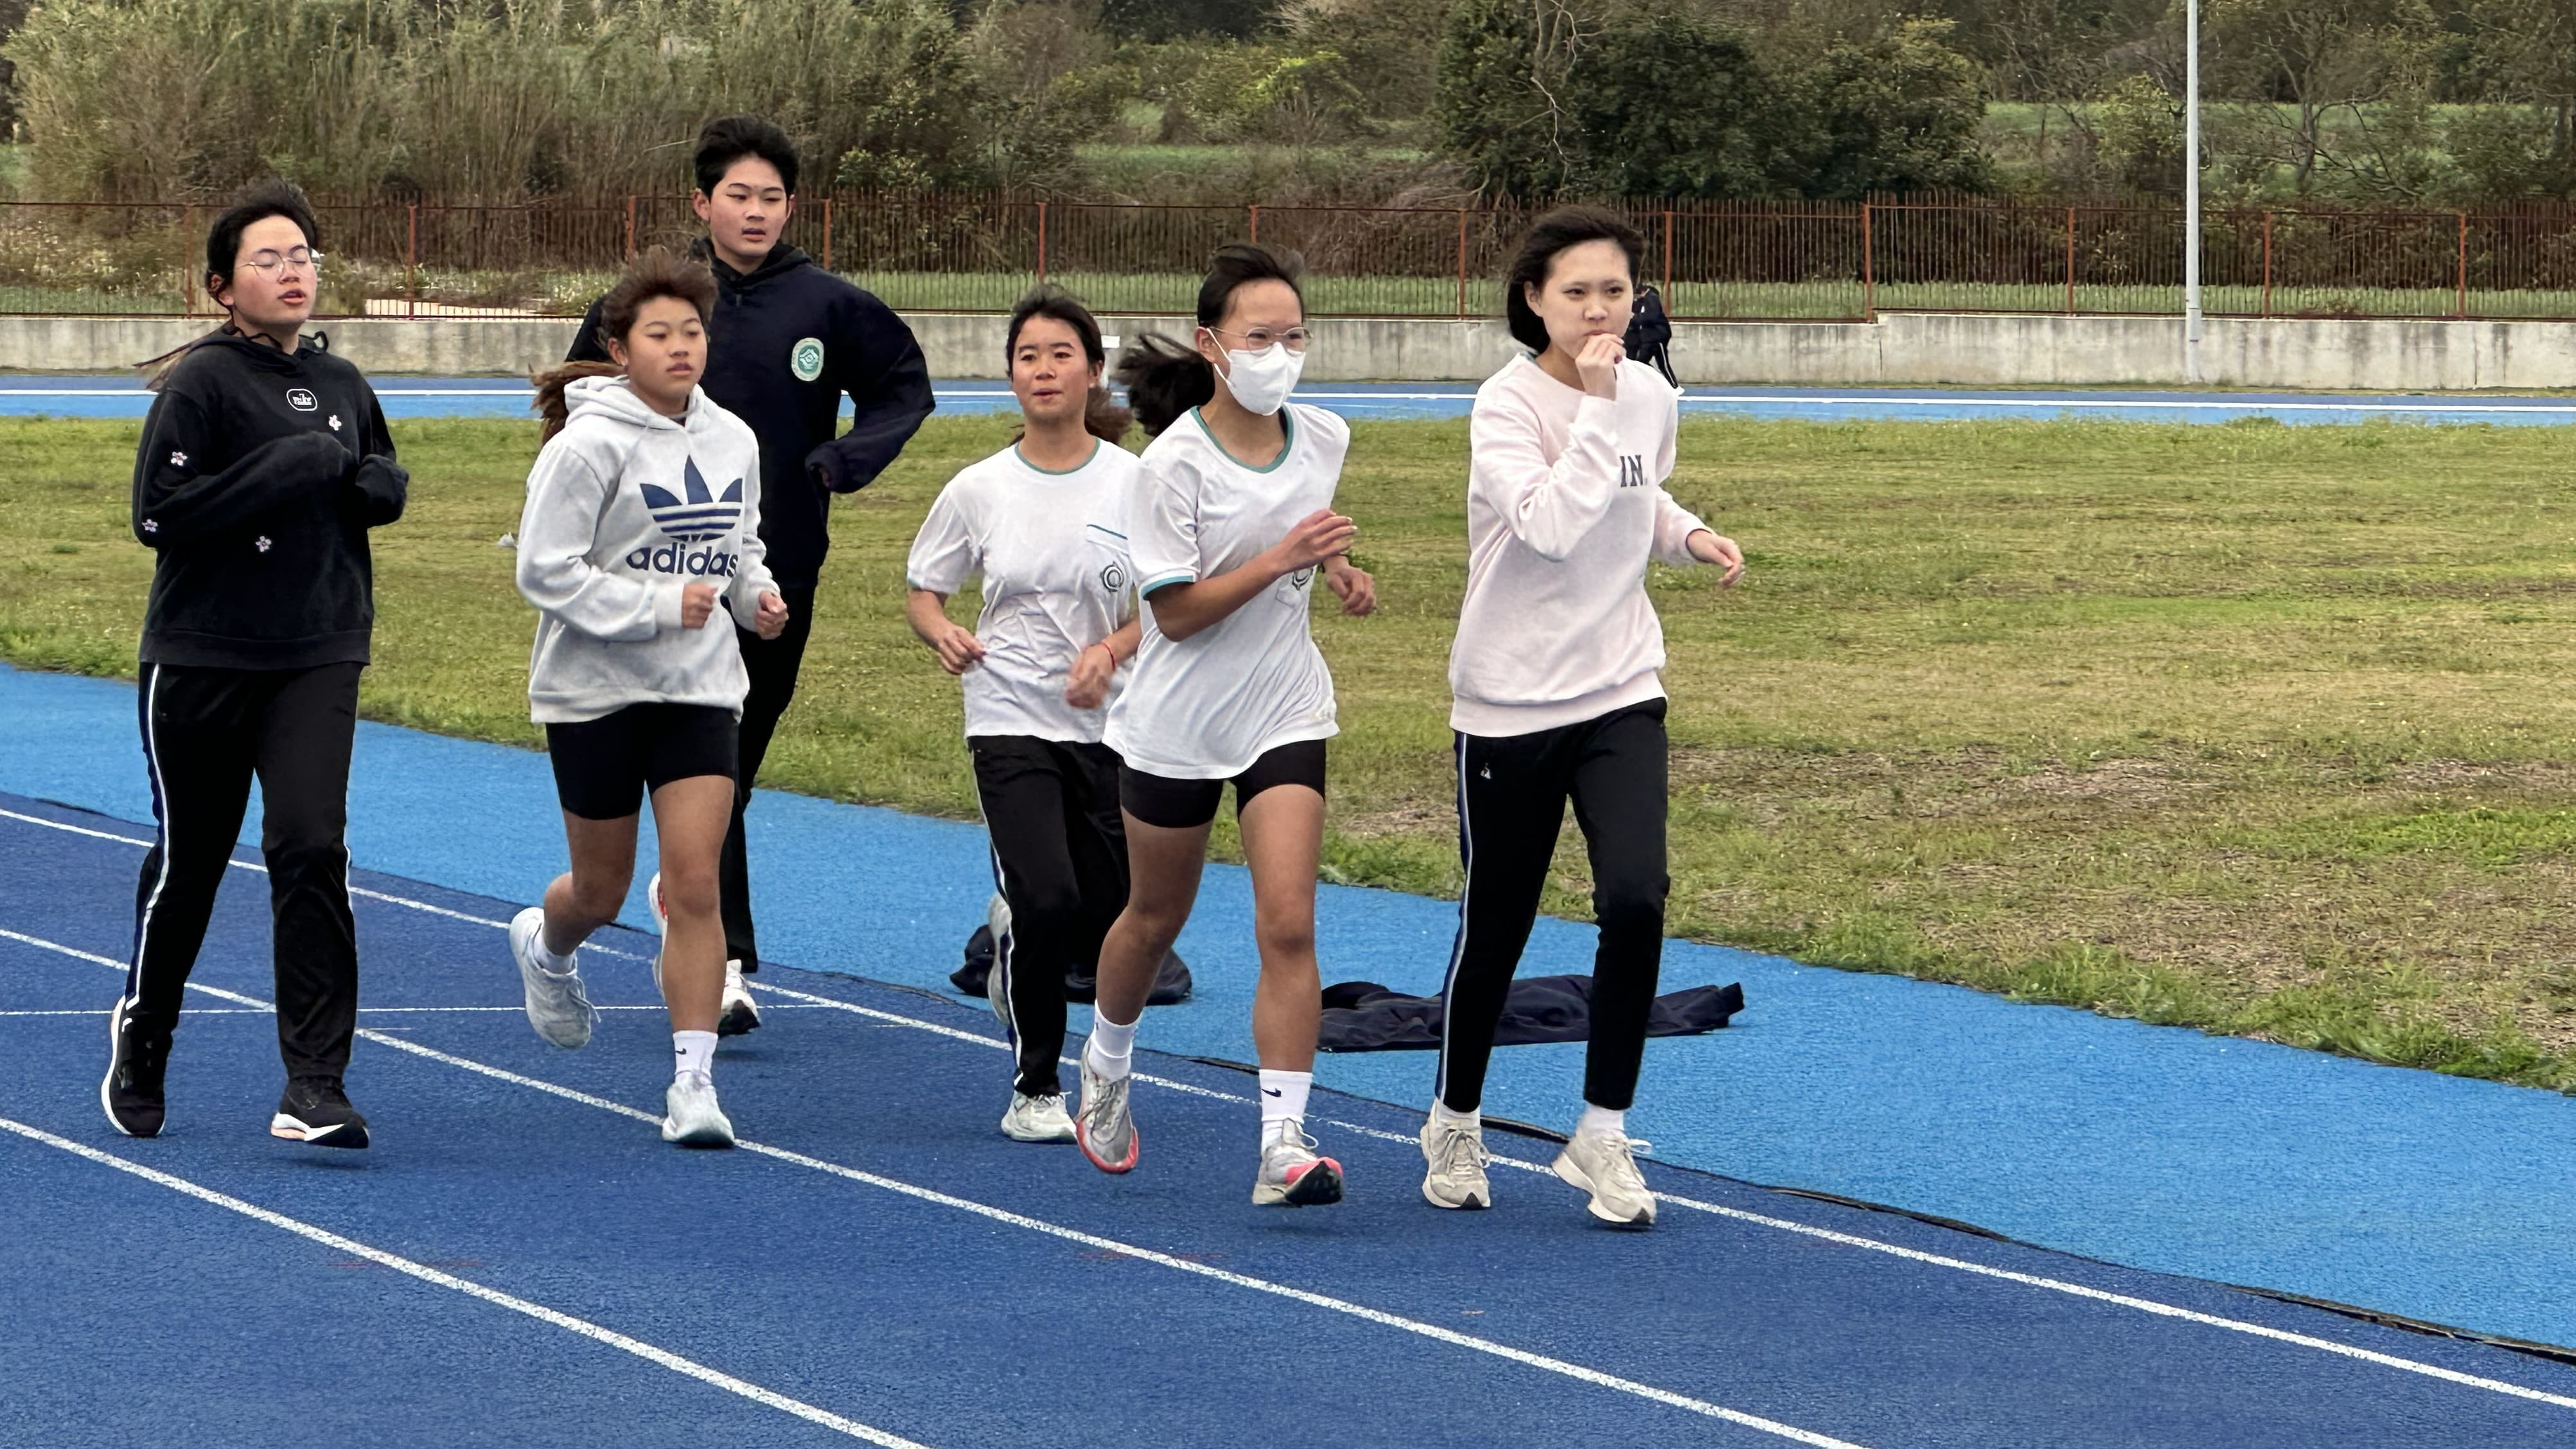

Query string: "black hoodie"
[130, 332, 407, 670]
[568, 244, 935, 589]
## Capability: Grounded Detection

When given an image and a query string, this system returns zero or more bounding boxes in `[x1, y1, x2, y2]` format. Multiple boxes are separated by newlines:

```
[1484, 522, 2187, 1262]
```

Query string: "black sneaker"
[271, 1077, 369, 1150]
[101, 997, 170, 1139]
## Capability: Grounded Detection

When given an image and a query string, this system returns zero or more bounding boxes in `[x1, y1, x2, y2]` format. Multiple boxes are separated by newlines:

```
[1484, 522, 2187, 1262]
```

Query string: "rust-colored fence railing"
[17, 192, 2576, 322]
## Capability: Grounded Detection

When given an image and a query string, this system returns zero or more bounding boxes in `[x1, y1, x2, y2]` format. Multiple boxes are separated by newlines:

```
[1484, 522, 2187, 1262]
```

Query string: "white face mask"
[1209, 332, 1305, 416]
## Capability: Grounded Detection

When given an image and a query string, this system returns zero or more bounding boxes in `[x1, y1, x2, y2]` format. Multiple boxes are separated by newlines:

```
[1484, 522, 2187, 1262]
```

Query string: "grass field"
[11, 413, 2576, 1092]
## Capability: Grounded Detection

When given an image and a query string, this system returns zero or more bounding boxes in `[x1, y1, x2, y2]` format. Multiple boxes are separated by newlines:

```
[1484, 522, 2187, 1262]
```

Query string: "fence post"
[406, 204, 419, 321]
[1661, 208, 1673, 299]
[624, 197, 637, 262]
[2457, 211, 2469, 319]
[1037, 200, 1048, 284]
[2262, 211, 2273, 317]
[1248, 204, 1260, 244]
[1860, 203, 1875, 320]
[1456, 208, 1468, 319]
[2065, 206, 2076, 314]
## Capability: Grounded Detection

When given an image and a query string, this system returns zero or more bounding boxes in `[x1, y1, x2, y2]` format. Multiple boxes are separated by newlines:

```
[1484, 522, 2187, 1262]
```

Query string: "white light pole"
[2183, 0, 2203, 384]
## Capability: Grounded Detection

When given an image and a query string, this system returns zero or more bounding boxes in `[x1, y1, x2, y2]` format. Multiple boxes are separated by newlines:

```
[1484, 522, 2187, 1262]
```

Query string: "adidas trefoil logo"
[640, 457, 745, 544]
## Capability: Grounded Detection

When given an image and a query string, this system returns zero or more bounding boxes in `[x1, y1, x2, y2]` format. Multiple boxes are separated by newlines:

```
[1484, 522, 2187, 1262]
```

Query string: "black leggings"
[973, 735, 1130, 1096]
[1436, 699, 1670, 1115]
[718, 583, 815, 970]
[124, 661, 364, 1082]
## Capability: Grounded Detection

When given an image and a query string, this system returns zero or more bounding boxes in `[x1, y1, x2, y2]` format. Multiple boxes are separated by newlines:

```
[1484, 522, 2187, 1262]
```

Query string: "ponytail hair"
[1005, 286, 1133, 445]
[1113, 242, 1305, 436]
[529, 246, 719, 441]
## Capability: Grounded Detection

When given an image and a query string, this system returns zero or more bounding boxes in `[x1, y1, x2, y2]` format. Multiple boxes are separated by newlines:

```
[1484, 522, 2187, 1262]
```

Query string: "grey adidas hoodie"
[515, 375, 777, 724]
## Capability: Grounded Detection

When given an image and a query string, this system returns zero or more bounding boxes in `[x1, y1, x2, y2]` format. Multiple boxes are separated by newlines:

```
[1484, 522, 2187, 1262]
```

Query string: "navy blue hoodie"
[569, 244, 934, 589]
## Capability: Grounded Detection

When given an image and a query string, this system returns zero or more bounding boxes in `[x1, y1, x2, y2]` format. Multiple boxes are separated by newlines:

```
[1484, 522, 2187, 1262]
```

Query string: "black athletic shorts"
[1119, 738, 1328, 830]
[545, 703, 739, 821]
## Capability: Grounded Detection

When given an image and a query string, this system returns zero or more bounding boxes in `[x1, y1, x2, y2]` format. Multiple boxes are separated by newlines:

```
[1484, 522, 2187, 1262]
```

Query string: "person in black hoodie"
[568, 116, 933, 1027]
[103, 182, 408, 1149]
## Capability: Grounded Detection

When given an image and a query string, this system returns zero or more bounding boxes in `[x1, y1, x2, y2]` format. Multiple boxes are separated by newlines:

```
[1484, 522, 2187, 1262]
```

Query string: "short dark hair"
[1005, 287, 1132, 445]
[206, 181, 321, 296]
[1114, 243, 1305, 436]
[533, 247, 720, 440]
[1504, 206, 1646, 353]
[694, 116, 800, 197]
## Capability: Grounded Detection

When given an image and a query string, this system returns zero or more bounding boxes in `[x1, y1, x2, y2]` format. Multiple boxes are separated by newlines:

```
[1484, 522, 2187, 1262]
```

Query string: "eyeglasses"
[1206, 324, 1310, 355]
[242, 248, 324, 277]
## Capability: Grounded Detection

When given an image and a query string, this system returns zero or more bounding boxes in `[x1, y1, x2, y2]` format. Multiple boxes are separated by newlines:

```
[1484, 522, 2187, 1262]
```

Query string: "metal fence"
[16, 192, 2576, 322]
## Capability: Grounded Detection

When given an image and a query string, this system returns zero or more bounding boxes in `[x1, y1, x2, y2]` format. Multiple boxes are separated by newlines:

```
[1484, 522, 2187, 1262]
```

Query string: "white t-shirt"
[1105, 402, 1348, 779]
[906, 440, 1140, 744]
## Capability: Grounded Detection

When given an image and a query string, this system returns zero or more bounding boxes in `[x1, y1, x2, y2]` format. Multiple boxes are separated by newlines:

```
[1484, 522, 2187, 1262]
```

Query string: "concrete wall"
[15, 311, 2576, 391]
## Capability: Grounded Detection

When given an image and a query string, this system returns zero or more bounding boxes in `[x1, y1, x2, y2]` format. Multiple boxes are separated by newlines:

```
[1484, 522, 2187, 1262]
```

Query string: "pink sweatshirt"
[1449, 353, 1711, 737]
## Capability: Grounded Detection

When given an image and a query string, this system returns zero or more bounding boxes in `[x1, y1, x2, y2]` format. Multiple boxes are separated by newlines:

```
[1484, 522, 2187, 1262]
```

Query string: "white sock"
[534, 937, 579, 976]
[1084, 1011, 1138, 1082]
[1258, 1070, 1312, 1147]
[1576, 1104, 1626, 1140]
[673, 1030, 717, 1083]
[1431, 1100, 1481, 1133]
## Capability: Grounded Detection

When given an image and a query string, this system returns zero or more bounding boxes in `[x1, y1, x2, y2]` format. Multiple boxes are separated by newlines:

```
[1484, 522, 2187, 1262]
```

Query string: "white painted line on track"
[0, 1113, 937, 1448]
[3, 925, 1869, 1448]
[12, 806, 2576, 1410]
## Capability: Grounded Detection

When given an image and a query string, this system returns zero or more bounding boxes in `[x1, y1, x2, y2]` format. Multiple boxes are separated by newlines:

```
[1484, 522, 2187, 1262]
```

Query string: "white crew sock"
[534, 936, 579, 977]
[1084, 1011, 1138, 1082]
[1258, 1070, 1312, 1147]
[1576, 1104, 1627, 1140]
[673, 1030, 718, 1083]
[1430, 1100, 1481, 1133]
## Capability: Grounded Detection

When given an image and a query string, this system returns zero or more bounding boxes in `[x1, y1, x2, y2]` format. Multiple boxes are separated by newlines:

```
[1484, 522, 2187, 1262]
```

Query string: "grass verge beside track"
[10, 412, 2576, 1090]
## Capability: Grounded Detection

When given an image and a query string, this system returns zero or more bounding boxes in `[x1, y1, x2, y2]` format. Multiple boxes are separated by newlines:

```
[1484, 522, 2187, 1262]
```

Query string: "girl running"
[104, 182, 407, 1149]
[906, 289, 1142, 1143]
[1072, 244, 1377, 1205]
[505, 247, 787, 1148]
[1421, 206, 1743, 1227]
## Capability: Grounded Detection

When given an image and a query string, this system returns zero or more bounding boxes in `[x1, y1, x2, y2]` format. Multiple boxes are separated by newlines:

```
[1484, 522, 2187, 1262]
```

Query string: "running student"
[103, 182, 407, 1149]
[906, 289, 1142, 1144]
[1421, 206, 1744, 1227]
[570, 116, 933, 1032]
[508, 248, 788, 1149]
[1073, 244, 1378, 1205]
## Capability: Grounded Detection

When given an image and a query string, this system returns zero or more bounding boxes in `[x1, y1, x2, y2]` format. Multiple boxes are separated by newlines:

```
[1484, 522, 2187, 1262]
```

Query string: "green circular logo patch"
[790, 337, 825, 383]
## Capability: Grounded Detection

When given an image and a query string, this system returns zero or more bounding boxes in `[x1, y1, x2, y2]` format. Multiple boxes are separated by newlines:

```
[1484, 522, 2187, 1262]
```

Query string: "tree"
[1794, 17, 1993, 199]
[2204, 0, 2437, 197]
[1434, 0, 1591, 199]
[1566, 10, 1774, 199]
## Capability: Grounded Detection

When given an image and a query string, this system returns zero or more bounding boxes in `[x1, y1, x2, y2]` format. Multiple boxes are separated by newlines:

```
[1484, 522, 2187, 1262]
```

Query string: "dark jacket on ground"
[1318, 975, 1745, 1053]
[131, 332, 407, 670]
[568, 242, 935, 589]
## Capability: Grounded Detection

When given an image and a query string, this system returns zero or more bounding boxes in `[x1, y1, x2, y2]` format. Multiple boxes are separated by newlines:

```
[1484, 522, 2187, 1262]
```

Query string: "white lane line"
[4, 927, 1867, 1447]
[0, 1004, 839, 1018]
[12, 808, 2576, 1408]
[1681, 393, 2576, 416]
[0, 1114, 935, 1448]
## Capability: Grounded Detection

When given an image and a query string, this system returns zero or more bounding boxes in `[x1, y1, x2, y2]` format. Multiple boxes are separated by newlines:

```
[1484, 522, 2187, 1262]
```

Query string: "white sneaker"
[1420, 1112, 1492, 1211]
[661, 1072, 735, 1146]
[718, 959, 761, 1036]
[509, 906, 595, 1050]
[1253, 1120, 1345, 1207]
[1553, 1129, 1657, 1227]
[1074, 1056, 1138, 1173]
[984, 891, 1014, 1037]
[646, 873, 666, 995]
[1000, 1090, 1075, 1143]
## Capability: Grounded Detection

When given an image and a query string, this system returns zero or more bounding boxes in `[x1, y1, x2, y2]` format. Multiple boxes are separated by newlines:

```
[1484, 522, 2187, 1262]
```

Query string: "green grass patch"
[13, 412, 2576, 1091]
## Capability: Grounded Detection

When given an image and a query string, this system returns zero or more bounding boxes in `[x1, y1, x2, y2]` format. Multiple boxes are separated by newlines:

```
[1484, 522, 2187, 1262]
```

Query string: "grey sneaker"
[661, 1072, 735, 1147]
[985, 892, 1015, 1039]
[1074, 1057, 1138, 1173]
[511, 906, 595, 1050]
[1254, 1121, 1345, 1207]
[1420, 1112, 1491, 1210]
[1553, 1130, 1657, 1227]
[1000, 1090, 1075, 1143]
[718, 959, 761, 1036]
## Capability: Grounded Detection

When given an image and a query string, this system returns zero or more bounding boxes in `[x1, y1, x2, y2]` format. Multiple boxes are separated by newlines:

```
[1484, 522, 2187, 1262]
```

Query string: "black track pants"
[718, 583, 816, 970]
[1436, 698, 1670, 1114]
[123, 661, 364, 1081]
[972, 735, 1129, 1097]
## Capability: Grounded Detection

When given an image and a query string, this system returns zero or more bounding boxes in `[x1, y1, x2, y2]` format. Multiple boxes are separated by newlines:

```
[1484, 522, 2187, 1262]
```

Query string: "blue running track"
[7, 788, 2576, 1448]
[11, 375, 2576, 425]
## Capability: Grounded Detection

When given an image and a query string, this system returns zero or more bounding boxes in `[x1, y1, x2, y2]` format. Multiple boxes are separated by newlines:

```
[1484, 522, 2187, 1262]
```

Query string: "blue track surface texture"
[7, 661, 2576, 1368]
[12, 374, 2576, 425]
[6, 788, 2576, 1447]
